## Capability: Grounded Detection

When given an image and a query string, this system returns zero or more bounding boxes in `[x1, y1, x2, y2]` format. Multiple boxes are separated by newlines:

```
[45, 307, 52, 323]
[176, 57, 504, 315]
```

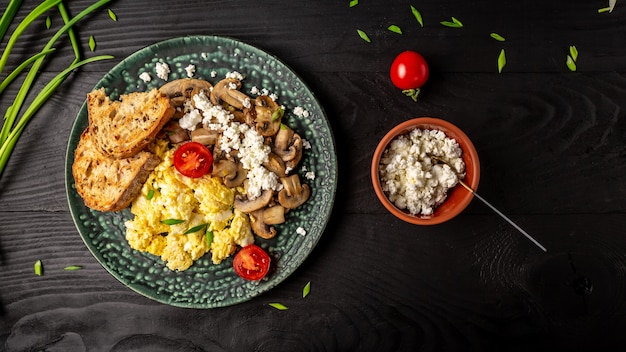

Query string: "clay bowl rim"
[371, 117, 481, 225]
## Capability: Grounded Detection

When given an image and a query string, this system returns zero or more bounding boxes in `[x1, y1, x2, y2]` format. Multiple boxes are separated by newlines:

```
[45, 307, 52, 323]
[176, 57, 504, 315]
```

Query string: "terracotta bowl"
[371, 117, 480, 225]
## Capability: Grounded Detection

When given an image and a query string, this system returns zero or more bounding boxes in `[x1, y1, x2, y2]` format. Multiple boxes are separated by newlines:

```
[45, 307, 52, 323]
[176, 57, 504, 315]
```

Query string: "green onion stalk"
[0, 0, 114, 177]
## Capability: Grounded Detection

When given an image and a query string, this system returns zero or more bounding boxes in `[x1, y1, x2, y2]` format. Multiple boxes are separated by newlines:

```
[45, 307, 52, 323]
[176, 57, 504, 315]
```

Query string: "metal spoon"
[430, 155, 547, 252]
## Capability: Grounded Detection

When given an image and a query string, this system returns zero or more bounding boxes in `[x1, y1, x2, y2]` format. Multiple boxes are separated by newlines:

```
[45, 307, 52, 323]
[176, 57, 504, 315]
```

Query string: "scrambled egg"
[125, 139, 254, 271]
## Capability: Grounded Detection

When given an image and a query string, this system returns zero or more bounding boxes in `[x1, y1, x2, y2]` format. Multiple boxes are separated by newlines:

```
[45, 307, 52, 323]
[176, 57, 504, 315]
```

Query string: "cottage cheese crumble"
[379, 128, 465, 216]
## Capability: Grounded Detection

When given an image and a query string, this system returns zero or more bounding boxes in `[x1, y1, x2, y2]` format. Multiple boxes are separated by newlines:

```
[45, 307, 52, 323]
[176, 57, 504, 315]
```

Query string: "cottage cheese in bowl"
[379, 128, 465, 216]
[371, 117, 480, 225]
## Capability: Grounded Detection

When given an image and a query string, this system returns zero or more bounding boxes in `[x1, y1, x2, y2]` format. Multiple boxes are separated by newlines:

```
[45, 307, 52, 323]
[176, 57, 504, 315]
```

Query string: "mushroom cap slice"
[254, 96, 282, 137]
[213, 159, 248, 188]
[210, 78, 251, 110]
[159, 78, 213, 110]
[234, 189, 273, 213]
[249, 205, 285, 239]
[263, 152, 286, 178]
[277, 174, 310, 209]
[273, 125, 303, 167]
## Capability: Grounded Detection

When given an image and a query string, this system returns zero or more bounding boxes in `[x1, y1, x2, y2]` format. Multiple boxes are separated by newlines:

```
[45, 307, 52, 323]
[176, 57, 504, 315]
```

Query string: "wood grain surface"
[2, 0, 626, 351]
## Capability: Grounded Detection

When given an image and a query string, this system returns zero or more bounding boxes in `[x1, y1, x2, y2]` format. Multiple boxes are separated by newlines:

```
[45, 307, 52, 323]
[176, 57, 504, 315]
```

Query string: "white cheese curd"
[296, 227, 307, 236]
[139, 72, 152, 83]
[293, 106, 310, 118]
[179, 109, 202, 131]
[379, 128, 465, 216]
[155, 62, 170, 80]
[185, 64, 196, 77]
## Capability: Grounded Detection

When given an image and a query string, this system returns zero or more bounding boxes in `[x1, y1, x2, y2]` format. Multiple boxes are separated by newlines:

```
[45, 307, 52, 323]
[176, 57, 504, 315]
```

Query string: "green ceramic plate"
[65, 36, 337, 308]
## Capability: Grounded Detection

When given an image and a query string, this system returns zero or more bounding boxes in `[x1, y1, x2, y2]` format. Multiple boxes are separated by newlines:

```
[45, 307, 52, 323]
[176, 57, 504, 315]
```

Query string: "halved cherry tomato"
[173, 141, 213, 178]
[390, 50, 429, 101]
[233, 244, 271, 281]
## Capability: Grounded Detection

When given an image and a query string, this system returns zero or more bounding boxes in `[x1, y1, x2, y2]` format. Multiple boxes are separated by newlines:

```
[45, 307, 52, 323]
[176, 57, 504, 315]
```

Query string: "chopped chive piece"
[108, 8, 117, 21]
[146, 189, 155, 200]
[566, 55, 577, 71]
[272, 107, 284, 121]
[45, 16, 51, 29]
[206, 230, 214, 247]
[411, 6, 423, 27]
[161, 219, 185, 225]
[598, 7, 611, 13]
[64, 265, 82, 271]
[440, 20, 462, 28]
[88, 35, 96, 51]
[34, 260, 43, 276]
[497, 49, 506, 73]
[302, 281, 311, 298]
[349, 0, 358, 7]
[569, 45, 578, 62]
[269, 302, 288, 310]
[490, 32, 505, 41]
[609, 0, 617, 12]
[451, 17, 463, 26]
[184, 223, 208, 235]
[387, 25, 402, 34]
[356, 29, 370, 43]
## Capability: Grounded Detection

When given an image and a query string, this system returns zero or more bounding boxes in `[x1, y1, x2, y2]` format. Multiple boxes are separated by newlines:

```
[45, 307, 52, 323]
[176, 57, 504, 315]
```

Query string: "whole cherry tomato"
[173, 141, 213, 178]
[233, 244, 271, 281]
[389, 50, 429, 101]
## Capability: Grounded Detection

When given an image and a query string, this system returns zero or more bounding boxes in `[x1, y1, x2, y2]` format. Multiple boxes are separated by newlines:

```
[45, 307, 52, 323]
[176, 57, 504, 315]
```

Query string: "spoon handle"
[459, 180, 548, 252]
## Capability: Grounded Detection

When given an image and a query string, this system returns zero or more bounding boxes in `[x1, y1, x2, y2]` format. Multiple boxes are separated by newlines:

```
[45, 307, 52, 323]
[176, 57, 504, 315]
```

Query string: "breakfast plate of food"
[64, 35, 337, 308]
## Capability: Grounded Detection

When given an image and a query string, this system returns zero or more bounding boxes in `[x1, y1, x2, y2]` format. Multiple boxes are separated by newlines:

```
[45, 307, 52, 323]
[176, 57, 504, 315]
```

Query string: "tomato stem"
[402, 88, 421, 102]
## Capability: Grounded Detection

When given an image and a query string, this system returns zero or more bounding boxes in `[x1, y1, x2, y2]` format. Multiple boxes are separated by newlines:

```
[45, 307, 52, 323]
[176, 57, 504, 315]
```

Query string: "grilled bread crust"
[87, 87, 175, 159]
[72, 128, 159, 212]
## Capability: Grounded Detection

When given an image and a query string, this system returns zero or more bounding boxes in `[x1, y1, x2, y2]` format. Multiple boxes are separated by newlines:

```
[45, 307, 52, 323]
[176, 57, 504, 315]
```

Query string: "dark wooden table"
[2, 0, 626, 350]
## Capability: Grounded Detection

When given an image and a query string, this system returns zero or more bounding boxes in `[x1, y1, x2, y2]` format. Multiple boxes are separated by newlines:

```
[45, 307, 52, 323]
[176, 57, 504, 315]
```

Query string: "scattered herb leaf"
[349, 0, 358, 7]
[206, 230, 214, 247]
[88, 35, 96, 51]
[161, 218, 185, 225]
[64, 265, 82, 271]
[272, 107, 284, 121]
[146, 189, 155, 200]
[34, 260, 43, 276]
[387, 25, 402, 34]
[184, 223, 208, 235]
[303, 281, 311, 298]
[410, 5, 424, 27]
[108, 8, 117, 21]
[45, 16, 51, 29]
[440, 19, 462, 28]
[569, 45, 578, 62]
[269, 302, 288, 310]
[357, 29, 371, 43]
[566, 55, 577, 71]
[490, 32, 505, 41]
[497, 49, 506, 73]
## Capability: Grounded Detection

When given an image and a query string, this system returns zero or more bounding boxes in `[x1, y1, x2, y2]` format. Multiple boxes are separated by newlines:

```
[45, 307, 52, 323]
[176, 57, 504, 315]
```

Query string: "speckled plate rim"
[64, 35, 338, 308]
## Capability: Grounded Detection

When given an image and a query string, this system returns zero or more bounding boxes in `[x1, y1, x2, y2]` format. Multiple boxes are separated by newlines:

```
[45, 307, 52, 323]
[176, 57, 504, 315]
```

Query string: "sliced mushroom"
[277, 174, 310, 209]
[162, 120, 190, 144]
[209, 78, 251, 110]
[234, 189, 273, 213]
[273, 125, 303, 168]
[212, 159, 248, 188]
[249, 205, 285, 239]
[263, 152, 286, 178]
[159, 78, 213, 109]
[191, 128, 219, 145]
[254, 96, 282, 137]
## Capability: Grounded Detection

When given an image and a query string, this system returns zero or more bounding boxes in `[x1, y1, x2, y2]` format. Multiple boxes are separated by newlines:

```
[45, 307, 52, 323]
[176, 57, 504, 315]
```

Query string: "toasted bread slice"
[87, 87, 175, 159]
[72, 128, 160, 212]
